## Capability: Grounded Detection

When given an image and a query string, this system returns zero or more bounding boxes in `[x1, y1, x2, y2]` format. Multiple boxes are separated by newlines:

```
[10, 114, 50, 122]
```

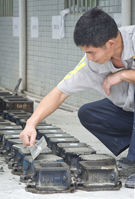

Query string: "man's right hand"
[19, 87, 69, 147]
[19, 124, 37, 147]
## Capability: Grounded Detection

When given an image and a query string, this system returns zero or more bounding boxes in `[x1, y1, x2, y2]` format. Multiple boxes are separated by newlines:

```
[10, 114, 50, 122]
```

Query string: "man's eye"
[88, 52, 93, 54]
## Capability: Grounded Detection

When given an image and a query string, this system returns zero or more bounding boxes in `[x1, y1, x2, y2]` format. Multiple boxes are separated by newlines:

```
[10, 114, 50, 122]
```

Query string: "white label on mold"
[6, 130, 15, 133]
[5, 127, 13, 129]
[55, 134, 62, 136]
[12, 135, 19, 137]
[49, 130, 57, 132]
[57, 138, 66, 141]
[70, 143, 78, 146]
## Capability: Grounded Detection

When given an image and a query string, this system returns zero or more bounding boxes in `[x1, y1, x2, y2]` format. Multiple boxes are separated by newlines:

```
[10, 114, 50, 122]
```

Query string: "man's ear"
[107, 39, 115, 48]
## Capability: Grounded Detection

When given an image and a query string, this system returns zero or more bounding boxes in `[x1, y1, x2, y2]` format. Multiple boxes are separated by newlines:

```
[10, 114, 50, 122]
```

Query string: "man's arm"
[19, 87, 69, 146]
[103, 70, 135, 96]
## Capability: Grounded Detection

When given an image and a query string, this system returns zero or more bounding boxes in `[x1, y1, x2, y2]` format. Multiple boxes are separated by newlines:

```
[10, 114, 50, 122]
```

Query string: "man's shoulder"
[119, 25, 135, 34]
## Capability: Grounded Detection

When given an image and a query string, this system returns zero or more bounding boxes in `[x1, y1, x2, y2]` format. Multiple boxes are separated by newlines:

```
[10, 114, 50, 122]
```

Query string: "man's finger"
[19, 133, 30, 146]
[106, 89, 110, 96]
[105, 87, 110, 96]
[30, 133, 36, 147]
[103, 86, 110, 96]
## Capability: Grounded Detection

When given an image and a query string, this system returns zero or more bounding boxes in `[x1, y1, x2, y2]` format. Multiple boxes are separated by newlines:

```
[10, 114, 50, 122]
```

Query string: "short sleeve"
[57, 55, 94, 95]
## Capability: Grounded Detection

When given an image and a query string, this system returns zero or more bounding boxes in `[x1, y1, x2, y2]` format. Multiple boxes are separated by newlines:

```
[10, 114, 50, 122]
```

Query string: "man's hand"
[19, 87, 69, 146]
[103, 71, 123, 95]
[19, 124, 37, 147]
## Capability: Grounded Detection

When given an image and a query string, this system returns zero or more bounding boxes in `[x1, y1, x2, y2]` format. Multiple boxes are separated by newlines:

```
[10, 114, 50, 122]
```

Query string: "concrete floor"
[0, 96, 135, 199]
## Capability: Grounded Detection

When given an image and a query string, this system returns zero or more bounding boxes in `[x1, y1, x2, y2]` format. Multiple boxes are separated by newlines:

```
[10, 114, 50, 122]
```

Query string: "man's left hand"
[103, 71, 123, 95]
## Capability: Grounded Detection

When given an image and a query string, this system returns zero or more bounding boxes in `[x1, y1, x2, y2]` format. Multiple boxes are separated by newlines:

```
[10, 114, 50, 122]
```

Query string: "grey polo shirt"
[57, 25, 135, 112]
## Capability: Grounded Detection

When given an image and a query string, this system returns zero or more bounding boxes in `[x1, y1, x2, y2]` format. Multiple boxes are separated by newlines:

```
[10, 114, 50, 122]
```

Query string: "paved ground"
[0, 95, 135, 199]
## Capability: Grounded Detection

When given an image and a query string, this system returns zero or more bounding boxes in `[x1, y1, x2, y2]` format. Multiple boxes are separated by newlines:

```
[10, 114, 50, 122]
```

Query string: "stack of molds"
[0, 110, 122, 193]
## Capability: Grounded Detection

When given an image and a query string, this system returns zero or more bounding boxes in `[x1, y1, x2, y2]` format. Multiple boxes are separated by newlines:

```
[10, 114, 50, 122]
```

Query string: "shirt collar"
[119, 28, 134, 61]
[98, 61, 112, 73]
[98, 28, 134, 74]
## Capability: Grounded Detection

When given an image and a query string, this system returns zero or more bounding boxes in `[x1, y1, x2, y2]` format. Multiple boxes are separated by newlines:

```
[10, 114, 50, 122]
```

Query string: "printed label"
[55, 134, 62, 136]
[45, 126, 54, 128]
[57, 138, 66, 141]
[12, 135, 19, 137]
[49, 130, 57, 132]
[70, 143, 78, 146]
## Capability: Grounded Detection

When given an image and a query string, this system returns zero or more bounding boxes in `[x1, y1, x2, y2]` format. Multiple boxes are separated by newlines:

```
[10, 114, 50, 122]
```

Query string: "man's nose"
[86, 53, 93, 60]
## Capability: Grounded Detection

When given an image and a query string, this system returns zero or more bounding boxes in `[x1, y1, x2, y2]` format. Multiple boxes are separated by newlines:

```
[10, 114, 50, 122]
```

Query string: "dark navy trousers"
[78, 98, 135, 161]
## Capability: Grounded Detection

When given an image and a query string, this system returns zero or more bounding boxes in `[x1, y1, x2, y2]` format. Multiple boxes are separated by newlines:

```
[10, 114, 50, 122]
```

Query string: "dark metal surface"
[2, 98, 33, 113]
[0, 117, 5, 122]
[0, 121, 14, 125]
[5, 138, 22, 156]
[62, 147, 96, 171]
[56, 142, 89, 156]
[36, 129, 66, 140]
[7, 112, 30, 121]
[1, 135, 21, 152]
[19, 154, 64, 182]
[11, 145, 52, 175]
[0, 125, 22, 130]
[74, 154, 121, 191]
[45, 133, 74, 146]
[36, 125, 60, 131]
[0, 129, 22, 146]
[11, 113, 32, 122]
[48, 137, 79, 151]
[2, 110, 25, 119]
[19, 119, 47, 129]
[15, 116, 32, 125]
[25, 162, 72, 193]
[8, 144, 24, 169]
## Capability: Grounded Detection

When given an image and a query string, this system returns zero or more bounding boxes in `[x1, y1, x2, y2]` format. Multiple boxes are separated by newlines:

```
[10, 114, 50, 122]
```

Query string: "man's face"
[80, 42, 114, 64]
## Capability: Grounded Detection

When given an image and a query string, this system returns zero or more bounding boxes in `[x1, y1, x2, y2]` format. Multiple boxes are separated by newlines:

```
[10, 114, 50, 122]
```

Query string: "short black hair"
[74, 7, 118, 48]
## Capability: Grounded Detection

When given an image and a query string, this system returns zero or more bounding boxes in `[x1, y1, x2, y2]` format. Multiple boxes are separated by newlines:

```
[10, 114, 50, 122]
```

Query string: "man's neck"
[112, 31, 123, 61]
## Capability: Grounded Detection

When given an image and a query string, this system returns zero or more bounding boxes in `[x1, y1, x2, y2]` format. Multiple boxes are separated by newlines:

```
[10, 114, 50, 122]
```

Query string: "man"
[19, 7, 135, 188]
